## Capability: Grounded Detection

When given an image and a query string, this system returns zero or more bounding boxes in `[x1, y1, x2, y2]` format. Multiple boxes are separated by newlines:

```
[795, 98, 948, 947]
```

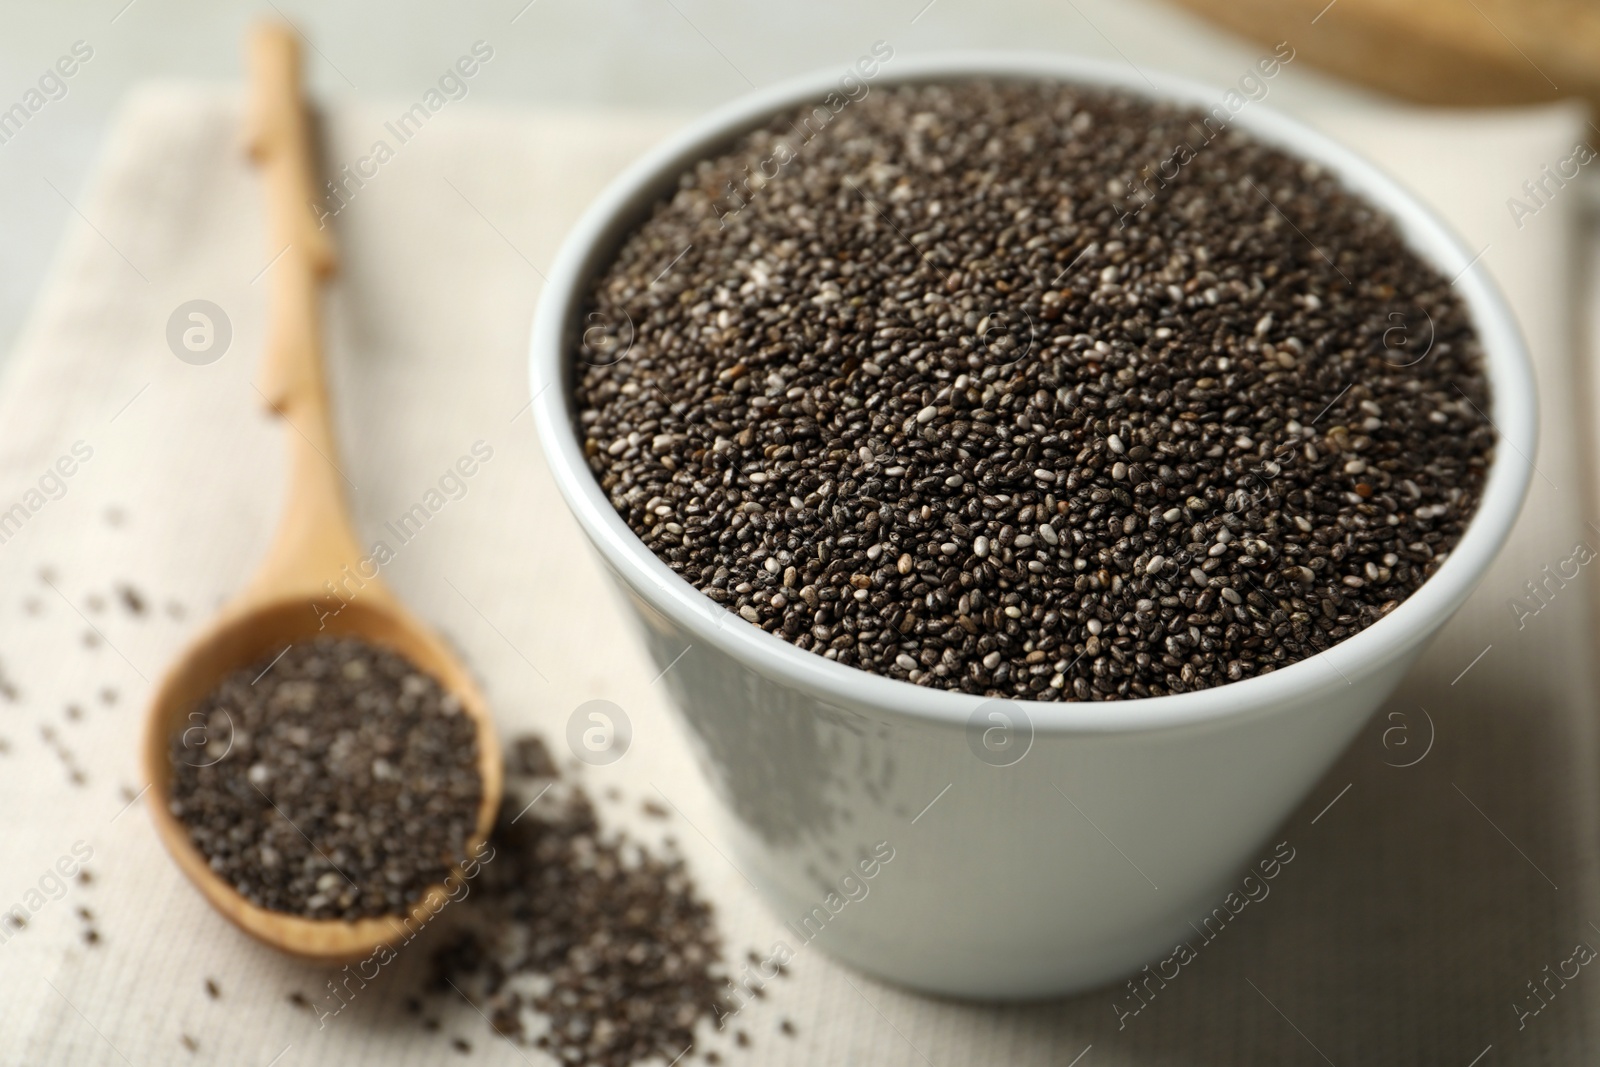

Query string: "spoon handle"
[241, 22, 370, 606]
[247, 22, 335, 413]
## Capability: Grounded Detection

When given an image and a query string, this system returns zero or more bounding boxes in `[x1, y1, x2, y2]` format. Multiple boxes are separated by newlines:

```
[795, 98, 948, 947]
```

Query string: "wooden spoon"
[140, 22, 503, 963]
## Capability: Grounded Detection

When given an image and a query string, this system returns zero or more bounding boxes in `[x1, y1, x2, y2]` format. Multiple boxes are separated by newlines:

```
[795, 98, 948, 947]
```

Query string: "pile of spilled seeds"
[426, 736, 730, 1067]
[169, 636, 482, 919]
[575, 79, 1495, 700]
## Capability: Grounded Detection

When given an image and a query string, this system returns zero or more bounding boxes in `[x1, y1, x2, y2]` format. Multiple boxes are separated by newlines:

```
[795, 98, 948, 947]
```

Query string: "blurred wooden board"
[1169, 0, 1600, 108]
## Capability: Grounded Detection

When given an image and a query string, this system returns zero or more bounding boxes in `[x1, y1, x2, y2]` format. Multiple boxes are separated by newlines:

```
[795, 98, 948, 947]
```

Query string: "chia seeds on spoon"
[574, 79, 1494, 700]
[168, 636, 482, 920]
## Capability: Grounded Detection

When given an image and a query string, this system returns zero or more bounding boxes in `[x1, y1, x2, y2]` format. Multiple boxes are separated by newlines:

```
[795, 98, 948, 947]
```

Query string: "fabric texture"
[0, 84, 1592, 1065]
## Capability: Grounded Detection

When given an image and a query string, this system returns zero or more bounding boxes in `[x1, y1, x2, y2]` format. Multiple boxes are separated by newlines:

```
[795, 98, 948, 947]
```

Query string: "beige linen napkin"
[0, 84, 1592, 1065]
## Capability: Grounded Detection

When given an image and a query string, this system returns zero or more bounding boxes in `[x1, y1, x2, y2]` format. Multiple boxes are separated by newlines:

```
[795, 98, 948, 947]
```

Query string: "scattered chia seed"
[76, 904, 100, 945]
[205, 978, 220, 999]
[574, 79, 1494, 700]
[168, 636, 482, 920]
[40, 724, 87, 785]
[116, 583, 147, 616]
[428, 772, 726, 1067]
[508, 734, 557, 778]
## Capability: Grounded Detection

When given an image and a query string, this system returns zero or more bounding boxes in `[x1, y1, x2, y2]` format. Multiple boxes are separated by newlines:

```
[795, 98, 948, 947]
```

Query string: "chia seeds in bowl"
[571, 78, 1494, 702]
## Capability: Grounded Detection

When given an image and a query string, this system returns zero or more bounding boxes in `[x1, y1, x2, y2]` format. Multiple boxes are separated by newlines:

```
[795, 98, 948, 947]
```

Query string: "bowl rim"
[529, 50, 1537, 736]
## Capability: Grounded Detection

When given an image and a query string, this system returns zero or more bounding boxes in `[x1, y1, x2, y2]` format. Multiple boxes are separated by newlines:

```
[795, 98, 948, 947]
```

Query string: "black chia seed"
[508, 734, 558, 779]
[116, 583, 147, 616]
[168, 636, 482, 920]
[574, 79, 1495, 700]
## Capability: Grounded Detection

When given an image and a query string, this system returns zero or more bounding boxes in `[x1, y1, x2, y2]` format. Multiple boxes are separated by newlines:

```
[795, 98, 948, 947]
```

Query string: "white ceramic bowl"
[530, 52, 1536, 998]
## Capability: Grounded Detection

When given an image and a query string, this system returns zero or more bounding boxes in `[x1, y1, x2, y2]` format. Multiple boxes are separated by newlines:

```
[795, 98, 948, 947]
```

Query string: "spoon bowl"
[140, 22, 502, 963]
[143, 595, 502, 962]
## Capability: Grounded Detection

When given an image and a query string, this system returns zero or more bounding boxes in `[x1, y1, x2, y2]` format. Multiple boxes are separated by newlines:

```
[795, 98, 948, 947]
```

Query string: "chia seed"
[574, 79, 1494, 700]
[116, 583, 147, 616]
[168, 636, 483, 919]
[508, 733, 557, 779]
